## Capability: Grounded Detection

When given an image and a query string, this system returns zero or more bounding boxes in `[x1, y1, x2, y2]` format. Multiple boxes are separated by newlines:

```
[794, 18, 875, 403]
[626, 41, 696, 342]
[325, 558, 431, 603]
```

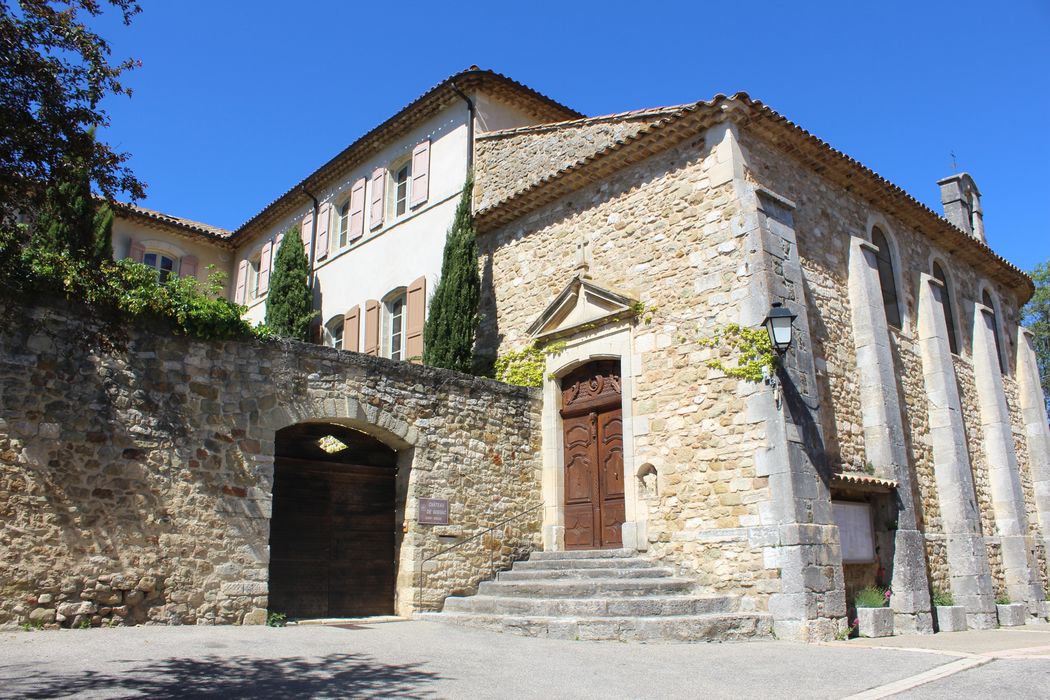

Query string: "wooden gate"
[269, 424, 396, 619]
[561, 361, 625, 550]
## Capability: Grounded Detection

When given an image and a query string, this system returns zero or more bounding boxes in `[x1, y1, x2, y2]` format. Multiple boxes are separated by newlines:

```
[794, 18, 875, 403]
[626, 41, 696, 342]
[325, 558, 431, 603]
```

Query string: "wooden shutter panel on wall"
[405, 276, 426, 363]
[180, 255, 199, 280]
[348, 178, 366, 241]
[363, 300, 380, 356]
[258, 241, 273, 294]
[301, 212, 314, 247]
[235, 260, 248, 304]
[129, 239, 146, 262]
[274, 232, 284, 256]
[369, 168, 385, 230]
[343, 305, 360, 353]
[410, 140, 430, 208]
[315, 203, 330, 260]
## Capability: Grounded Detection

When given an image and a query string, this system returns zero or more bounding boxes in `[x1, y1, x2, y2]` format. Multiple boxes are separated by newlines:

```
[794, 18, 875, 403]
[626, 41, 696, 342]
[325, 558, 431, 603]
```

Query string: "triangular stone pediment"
[528, 274, 639, 341]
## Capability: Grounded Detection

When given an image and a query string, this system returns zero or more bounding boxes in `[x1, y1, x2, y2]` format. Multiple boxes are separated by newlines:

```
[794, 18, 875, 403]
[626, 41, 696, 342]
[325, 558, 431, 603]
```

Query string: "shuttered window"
[394, 163, 411, 217]
[410, 140, 430, 208]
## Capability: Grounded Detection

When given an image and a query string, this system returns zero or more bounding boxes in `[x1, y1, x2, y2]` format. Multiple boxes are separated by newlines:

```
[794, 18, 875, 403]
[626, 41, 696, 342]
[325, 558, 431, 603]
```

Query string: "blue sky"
[95, 0, 1049, 272]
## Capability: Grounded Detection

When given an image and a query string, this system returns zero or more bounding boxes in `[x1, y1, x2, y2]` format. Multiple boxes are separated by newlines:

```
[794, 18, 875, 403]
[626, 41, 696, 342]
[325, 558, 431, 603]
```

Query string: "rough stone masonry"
[0, 299, 542, 629]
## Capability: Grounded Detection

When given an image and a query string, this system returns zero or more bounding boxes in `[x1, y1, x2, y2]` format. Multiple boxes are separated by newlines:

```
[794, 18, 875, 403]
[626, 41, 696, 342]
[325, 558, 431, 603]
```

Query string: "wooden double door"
[561, 361, 625, 550]
[269, 425, 397, 619]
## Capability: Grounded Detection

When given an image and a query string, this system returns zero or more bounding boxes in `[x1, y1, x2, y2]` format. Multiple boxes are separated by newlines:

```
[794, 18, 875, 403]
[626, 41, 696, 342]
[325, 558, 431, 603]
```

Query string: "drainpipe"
[301, 186, 319, 291]
[449, 82, 475, 172]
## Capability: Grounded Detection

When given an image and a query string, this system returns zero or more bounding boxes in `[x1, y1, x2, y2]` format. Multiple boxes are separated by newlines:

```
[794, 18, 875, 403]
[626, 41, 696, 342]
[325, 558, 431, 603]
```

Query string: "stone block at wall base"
[857, 607, 894, 638]
[997, 603, 1027, 627]
[934, 605, 967, 632]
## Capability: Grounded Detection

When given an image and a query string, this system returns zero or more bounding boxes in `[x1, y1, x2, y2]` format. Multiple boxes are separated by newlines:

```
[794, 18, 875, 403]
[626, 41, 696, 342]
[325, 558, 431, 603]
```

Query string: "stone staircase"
[419, 549, 772, 642]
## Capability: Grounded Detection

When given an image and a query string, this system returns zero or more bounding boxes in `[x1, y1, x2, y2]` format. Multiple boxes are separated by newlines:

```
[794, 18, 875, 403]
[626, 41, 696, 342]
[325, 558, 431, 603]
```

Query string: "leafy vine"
[494, 341, 567, 387]
[698, 323, 776, 383]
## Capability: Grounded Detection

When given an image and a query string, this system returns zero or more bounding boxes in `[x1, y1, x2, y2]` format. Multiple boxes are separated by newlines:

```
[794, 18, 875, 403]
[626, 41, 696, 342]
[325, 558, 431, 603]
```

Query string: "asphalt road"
[0, 620, 1047, 699]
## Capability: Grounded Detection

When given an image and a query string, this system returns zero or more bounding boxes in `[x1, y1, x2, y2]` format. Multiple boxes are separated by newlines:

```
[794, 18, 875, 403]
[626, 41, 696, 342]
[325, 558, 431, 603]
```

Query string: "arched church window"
[982, 290, 1005, 374]
[871, 227, 902, 329]
[932, 262, 959, 355]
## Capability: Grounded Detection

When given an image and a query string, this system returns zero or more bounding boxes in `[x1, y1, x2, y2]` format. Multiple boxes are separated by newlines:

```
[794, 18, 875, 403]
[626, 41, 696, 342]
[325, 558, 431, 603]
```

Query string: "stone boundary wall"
[0, 300, 542, 629]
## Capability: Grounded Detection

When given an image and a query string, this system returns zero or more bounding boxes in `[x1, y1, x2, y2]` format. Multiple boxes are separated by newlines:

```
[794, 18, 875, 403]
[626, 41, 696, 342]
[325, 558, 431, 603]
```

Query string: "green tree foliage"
[264, 227, 316, 341]
[1022, 261, 1050, 410]
[93, 200, 114, 260]
[32, 129, 113, 260]
[1, 1, 146, 232]
[423, 176, 480, 372]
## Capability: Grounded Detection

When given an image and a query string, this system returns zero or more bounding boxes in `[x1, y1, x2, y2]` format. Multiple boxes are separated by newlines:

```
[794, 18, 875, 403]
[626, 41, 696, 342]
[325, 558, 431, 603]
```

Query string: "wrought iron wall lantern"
[762, 302, 797, 408]
[763, 302, 797, 354]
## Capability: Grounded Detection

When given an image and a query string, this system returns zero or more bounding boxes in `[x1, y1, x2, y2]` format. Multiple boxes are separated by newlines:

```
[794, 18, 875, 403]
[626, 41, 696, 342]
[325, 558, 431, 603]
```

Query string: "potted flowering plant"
[855, 586, 893, 638]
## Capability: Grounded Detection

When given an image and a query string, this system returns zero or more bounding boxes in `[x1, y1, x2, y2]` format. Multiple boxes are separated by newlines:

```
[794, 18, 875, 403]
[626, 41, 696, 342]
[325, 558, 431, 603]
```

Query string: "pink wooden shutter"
[405, 276, 426, 363]
[301, 212, 313, 247]
[235, 260, 248, 304]
[274, 232, 284, 258]
[315, 203, 330, 260]
[363, 300, 380, 356]
[129, 239, 146, 262]
[180, 255, 199, 280]
[410, 140, 430, 208]
[258, 241, 272, 295]
[343, 305, 360, 353]
[369, 168, 385, 230]
[349, 178, 366, 241]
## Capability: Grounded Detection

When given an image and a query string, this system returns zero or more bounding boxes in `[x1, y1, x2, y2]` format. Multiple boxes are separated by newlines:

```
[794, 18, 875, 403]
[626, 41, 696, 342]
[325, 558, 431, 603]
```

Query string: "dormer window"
[393, 162, 411, 218]
[143, 252, 177, 283]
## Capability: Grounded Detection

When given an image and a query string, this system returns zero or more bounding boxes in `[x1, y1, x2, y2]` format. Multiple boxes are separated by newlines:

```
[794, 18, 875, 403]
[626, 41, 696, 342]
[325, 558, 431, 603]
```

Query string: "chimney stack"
[937, 172, 985, 243]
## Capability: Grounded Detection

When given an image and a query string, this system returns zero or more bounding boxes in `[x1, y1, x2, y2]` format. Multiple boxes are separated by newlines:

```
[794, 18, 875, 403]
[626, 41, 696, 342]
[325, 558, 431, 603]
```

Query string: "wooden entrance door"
[561, 361, 625, 550]
[269, 425, 397, 619]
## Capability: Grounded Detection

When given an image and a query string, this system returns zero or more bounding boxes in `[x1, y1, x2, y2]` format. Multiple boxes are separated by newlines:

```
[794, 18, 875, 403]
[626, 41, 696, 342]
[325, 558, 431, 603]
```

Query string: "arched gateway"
[268, 422, 398, 619]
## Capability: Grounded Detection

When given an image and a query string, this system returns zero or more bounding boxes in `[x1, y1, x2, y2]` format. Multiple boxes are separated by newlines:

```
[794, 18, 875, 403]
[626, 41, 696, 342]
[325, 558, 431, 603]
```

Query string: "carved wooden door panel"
[561, 361, 624, 550]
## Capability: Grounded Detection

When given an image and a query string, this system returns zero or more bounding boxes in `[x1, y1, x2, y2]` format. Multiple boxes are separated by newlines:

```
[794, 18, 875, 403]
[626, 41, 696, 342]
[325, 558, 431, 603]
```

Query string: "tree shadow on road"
[1, 652, 443, 699]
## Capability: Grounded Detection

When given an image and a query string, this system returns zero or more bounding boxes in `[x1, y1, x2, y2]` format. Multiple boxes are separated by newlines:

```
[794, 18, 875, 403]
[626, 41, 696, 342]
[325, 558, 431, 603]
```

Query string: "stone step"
[477, 577, 693, 598]
[442, 594, 739, 617]
[496, 566, 676, 581]
[527, 549, 637, 560]
[512, 557, 661, 571]
[420, 611, 774, 643]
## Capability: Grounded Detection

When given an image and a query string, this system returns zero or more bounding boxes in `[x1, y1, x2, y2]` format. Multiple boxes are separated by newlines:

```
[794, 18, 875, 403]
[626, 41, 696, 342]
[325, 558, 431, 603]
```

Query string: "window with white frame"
[392, 161, 411, 218]
[336, 200, 350, 248]
[248, 256, 261, 300]
[143, 252, 177, 283]
[384, 291, 406, 361]
[325, 315, 345, 350]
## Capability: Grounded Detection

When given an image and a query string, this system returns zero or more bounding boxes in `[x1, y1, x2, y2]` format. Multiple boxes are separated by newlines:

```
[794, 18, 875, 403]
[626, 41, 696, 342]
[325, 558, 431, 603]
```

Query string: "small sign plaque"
[418, 498, 449, 525]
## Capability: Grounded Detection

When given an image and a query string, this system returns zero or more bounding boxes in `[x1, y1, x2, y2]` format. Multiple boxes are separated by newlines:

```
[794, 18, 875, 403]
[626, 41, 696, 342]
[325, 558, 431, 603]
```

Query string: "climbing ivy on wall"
[494, 341, 567, 388]
[699, 323, 776, 383]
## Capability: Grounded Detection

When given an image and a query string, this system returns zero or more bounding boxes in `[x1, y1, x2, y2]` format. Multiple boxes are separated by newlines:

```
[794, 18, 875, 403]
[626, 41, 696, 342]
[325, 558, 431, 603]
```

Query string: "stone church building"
[1, 68, 1048, 642]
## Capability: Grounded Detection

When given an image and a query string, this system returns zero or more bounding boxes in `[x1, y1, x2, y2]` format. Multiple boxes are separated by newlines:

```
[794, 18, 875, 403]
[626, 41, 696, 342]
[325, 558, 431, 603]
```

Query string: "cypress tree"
[265, 226, 315, 341]
[93, 200, 114, 261]
[33, 128, 112, 261]
[423, 175, 480, 372]
[33, 161, 97, 256]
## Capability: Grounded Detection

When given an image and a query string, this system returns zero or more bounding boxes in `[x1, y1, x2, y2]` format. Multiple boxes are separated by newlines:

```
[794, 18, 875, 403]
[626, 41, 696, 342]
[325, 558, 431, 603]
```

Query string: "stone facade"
[0, 299, 541, 629]
[472, 96, 1048, 639]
